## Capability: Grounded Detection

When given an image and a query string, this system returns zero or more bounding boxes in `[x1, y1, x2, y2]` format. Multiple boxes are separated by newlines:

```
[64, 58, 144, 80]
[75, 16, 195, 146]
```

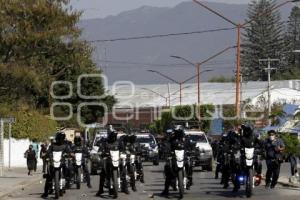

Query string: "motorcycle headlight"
[238, 176, 245, 182]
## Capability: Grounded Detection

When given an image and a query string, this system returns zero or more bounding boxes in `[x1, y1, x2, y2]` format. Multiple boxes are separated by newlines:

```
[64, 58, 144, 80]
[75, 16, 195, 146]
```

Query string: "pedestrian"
[264, 130, 285, 189]
[288, 153, 298, 177]
[24, 145, 36, 176]
[40, 143, 47, 173]
[31, 139, 39, 172]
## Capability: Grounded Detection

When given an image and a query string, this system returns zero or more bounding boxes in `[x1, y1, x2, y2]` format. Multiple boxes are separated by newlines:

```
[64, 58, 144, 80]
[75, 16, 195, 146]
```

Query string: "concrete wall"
[3, 138, 42, 167]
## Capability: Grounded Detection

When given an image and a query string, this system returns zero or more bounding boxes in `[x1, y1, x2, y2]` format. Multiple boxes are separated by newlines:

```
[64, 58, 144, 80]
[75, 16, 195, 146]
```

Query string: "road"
[5, 163, 300, 200]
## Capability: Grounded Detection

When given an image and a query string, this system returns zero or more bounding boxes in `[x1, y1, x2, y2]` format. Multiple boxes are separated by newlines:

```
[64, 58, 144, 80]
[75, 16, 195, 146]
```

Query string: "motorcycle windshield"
[110, 150, 120, 161]
[245, 148, 255, 160]
[53, 151, 62, 168]
[75, 153, 82, 165]
[175, 150, 184, 162]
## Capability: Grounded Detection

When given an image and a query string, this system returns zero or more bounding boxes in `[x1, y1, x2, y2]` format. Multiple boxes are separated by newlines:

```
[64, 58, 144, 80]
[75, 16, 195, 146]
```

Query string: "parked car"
[136, 133, 159, 165]
[185, 130, 213, 171]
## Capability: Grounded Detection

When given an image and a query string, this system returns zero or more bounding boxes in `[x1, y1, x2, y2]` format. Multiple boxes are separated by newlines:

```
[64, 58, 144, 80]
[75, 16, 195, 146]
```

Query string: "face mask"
[270, 136, 275, 141]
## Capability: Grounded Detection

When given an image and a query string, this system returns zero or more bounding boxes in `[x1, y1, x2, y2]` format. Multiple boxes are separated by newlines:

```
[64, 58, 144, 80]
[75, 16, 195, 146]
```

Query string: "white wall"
[3, 138, 42, 167]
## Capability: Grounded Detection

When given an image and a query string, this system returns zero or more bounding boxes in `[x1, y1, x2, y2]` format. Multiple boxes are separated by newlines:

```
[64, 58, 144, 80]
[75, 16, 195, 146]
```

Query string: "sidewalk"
[261, 163, 300, 188]
[0, 167, 42, 199]
[276, 175, 300, 188]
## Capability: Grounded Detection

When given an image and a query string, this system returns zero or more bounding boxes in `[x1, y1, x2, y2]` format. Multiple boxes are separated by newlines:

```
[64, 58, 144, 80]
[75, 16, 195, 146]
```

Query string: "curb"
[261, 176, 300, 188]
[0, 176, 42, 199]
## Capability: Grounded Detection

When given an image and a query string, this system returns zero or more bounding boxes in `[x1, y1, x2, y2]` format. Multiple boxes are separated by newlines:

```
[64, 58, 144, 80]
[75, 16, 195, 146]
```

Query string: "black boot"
[96, 189, 104, 196]
[41, 193, 48, 199]
[161, 189, 169, 197]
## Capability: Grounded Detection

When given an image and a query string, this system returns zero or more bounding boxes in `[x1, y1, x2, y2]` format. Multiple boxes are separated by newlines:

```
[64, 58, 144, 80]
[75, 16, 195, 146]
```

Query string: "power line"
[99, 65, 236, 70]
[87, 27, 236, 42]
[96, 59, 235, 67]
[87, 19, 297, 44]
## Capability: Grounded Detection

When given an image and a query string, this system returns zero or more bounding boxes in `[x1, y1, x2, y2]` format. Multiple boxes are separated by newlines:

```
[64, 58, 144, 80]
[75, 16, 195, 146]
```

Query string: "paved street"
[4, 162, 300, 200]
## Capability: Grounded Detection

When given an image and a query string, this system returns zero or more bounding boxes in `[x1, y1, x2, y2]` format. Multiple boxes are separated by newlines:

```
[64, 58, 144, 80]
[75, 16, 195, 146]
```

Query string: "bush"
[149, 104, 214, 135]
[281, 133, 300, 156]
[0, 103, 57, 141]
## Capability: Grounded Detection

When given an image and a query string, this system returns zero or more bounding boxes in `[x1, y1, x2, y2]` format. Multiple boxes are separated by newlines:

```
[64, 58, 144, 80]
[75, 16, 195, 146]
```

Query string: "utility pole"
[240, 73, 243, 119]
[8, 123, 12, 169]
[193, 0, 298, 119]
[259, 58, 279, 125]
[0, 119, 3, 176]
[167, 83, 171, 108]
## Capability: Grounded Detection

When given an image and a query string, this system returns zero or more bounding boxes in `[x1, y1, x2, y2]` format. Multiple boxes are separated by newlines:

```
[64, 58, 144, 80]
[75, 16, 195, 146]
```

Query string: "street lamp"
[171, 85, 193, 96]
[171, 45, 235, 104]
[147, 69, 213, 105]
[141, 87, 169, 107]
[192, 0, 299, 117]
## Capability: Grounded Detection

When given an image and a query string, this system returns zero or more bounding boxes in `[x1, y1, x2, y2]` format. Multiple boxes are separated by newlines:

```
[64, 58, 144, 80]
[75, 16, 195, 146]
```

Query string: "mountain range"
[78, 1, 293, 85]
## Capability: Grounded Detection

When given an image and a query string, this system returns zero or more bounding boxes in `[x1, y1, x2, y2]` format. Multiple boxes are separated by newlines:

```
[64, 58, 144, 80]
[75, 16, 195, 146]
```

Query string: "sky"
[70, 0, 251, 19]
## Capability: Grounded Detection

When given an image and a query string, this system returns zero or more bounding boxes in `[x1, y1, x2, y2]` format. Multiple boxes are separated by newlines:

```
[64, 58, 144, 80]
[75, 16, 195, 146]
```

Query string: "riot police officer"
[220, 130, 240, 189]
[72, 135, 92, 188]
[240, 125, 263, 185]
[161, 125, 193, 196]
[41, 132, 70, 198]
[96, 125, 119, 196]
[118, 131, 137, 193]
[264, 130, 285, 189]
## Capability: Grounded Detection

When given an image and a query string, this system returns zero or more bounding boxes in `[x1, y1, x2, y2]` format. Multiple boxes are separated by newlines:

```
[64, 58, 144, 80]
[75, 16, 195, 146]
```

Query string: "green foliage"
[149, 104, 214, 135]
[281, 133, 300, 156]
[149, 120, 162, 136]
[272, 63, 300, 80]
[0, 0, 116, 131]
[0, 103, 57, 141]
[208, 75, 235, 83]
[242, 0, 285, 81]
[173, 105, 193, 119]
[276, 6, 300, 80]
[285, 6, 300, 66]
[269, 103, 284, 126]
[160, 111, 173, 132]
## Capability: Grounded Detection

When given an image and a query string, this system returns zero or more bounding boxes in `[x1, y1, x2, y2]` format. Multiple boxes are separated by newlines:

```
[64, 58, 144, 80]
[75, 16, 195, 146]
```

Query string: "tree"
[149, 104, 214, 135]
[286, 6, 300, 65]
[241, 0, 285, 81]
[208, 75, 234, 83]
[273, 6, 300, 80]
[0, 0, 116, 127]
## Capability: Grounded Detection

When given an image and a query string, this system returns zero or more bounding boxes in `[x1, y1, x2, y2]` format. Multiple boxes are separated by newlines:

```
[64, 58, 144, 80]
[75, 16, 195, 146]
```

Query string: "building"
[106, 80, 300, 128]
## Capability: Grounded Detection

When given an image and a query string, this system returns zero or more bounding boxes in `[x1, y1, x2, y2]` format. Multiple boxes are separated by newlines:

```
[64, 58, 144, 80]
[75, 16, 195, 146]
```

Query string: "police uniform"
[264, 137, 285, 188]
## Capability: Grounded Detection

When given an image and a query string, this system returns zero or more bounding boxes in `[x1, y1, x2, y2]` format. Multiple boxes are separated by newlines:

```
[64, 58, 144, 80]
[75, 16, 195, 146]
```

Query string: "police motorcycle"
[184, 139, 197, 190]
[41, 133, 73, 199]
[234, 125, 261, 197]
[64, 142, 75, 189]
[135, 149, 144, 183]
[163, 127, 187, 199]
[230, 147, 255, 197]
[130, 134, 145, 183]
[127, 134, 138, 191]
[73, 149, 83, 189]
[119, 134, 137, 193]
[50, 150, 67, 199]
[101, 144, 120, 198]
[241, 147, 255, 197]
